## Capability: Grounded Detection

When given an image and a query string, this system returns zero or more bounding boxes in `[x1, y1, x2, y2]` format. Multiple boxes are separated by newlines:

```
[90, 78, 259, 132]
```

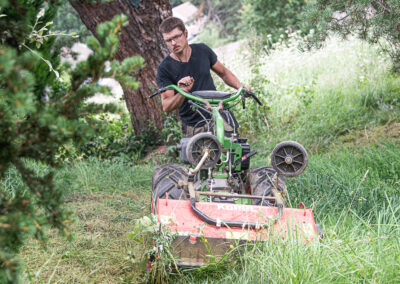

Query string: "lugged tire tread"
[152, 164, 189, 202]
[249, 166, 286, 206]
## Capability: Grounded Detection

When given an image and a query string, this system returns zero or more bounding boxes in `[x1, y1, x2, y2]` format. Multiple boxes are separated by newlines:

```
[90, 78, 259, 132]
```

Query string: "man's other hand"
[178, 76, 194, 92]
[243, 86, 252, 92]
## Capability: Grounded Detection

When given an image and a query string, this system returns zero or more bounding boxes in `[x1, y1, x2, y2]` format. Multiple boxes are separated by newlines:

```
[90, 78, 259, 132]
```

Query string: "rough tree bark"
[69, 0, 172, 134]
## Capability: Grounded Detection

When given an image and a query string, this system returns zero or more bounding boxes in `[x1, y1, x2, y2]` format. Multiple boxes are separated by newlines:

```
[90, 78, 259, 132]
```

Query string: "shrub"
[0, 2, 143, 281]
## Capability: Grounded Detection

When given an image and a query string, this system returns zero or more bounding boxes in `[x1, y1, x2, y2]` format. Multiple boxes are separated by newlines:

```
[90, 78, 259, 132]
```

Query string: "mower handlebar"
[244, 90, 263, 106]
[148, 87, 171, 98]
[149, 85, 264, 108]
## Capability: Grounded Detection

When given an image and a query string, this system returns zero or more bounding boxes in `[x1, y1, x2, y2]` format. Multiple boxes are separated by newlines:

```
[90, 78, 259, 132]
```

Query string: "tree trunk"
[69, 0, 172, 134]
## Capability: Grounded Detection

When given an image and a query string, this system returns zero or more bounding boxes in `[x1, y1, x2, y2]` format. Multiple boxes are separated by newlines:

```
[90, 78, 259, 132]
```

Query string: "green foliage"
[0, 1, 143, 281]
[194, 21, 235, 48]
[235, 41, 272, 133]
[78, 114, 161, 162]
[301, 0, 400, 71]
[240, 0, 307, 42]
[204, 0, 243, 40]
[290, 142, 400, 218]
[129, 215, 179, 283]
[79, 114, 136, 159]
[161, 114, 183, 162]
[161, 114, 182, 147]
[172, 0, 184, 7]
[226, 33, 400, 150]
[57, 113, 182, 165]
[51, 1, 91, 49]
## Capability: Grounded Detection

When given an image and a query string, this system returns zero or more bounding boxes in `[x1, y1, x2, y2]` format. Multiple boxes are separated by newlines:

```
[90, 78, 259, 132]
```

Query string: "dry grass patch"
[21, 191, 151, 283]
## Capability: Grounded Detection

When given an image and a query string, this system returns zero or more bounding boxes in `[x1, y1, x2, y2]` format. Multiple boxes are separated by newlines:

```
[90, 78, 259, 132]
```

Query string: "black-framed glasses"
[164, 32, 184, 44]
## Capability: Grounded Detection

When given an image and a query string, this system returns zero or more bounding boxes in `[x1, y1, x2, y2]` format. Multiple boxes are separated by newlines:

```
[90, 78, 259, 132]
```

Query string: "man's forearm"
[212, 61, 243, 90]
[221, 70, 242, 89]
[161, 91, 185, 112]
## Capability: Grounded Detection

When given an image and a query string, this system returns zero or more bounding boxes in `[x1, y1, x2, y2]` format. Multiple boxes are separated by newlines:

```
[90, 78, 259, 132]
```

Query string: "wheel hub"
[284, 156, 293, 164]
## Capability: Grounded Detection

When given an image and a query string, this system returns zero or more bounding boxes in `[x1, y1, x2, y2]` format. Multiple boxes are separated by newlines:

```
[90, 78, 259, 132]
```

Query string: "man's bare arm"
[160, 76, 194, 112]
[211, 60, 242, 89]
[161, 90, 185, 112]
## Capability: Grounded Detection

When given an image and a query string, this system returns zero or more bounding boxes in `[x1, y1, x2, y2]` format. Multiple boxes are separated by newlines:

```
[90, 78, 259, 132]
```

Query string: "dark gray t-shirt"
[157, 43, 218, 126]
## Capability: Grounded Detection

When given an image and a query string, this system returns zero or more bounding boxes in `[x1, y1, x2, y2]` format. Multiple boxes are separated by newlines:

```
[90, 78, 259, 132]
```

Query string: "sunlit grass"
[215, 35, 400, 152]
[186, 207, 400, 283]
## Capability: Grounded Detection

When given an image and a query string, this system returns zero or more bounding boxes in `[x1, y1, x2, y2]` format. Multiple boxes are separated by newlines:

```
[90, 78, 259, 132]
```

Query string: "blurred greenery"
[51, 1, 91, 49]
[301, 0, 400, 72]
[240, 0, 307, 42]
[0, 1, 142, 281]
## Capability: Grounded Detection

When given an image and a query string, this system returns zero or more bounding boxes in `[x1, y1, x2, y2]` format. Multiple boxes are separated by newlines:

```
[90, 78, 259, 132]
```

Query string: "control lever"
[250, 93, 263, 106]
[232, 150, 257, 169]
[148, 87, 171, 98]
[245, 90, 263, 106]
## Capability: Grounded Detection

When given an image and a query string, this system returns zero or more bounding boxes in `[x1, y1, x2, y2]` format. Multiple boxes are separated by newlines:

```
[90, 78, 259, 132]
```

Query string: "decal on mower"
[216, 203, 257, 212]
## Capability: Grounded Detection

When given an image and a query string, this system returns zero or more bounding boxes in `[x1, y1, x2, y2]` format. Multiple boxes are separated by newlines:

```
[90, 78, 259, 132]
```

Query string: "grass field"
[9, 35, 400, 283]
[17, 132, 400, 283]
[18, 161, 153, 283]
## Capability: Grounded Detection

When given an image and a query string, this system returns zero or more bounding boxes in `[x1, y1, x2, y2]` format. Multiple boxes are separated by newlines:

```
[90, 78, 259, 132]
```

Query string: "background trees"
[301, 0, 400, 71]
[241, 0, 307, 42]
[69, 0, 172, 134]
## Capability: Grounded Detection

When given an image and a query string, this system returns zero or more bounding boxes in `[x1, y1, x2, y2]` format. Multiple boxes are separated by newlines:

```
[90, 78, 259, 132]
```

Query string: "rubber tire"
[248, 167, 286, 206]
[152, 164, 189, 204]
[186, 133, 222, 169]
[271, 141, 308, 177]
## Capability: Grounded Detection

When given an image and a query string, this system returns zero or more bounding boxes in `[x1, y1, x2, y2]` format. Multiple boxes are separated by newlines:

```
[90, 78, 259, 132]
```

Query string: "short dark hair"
[159, 17, 186, 34]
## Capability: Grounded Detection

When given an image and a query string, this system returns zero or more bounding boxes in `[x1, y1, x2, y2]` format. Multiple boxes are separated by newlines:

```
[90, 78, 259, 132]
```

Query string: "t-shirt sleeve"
[157, 63, 174, 88]
[200, 43, 218, 67]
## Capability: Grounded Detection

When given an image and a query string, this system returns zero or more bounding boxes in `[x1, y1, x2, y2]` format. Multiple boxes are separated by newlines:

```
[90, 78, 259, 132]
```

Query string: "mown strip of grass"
[15, 160, 154, 283]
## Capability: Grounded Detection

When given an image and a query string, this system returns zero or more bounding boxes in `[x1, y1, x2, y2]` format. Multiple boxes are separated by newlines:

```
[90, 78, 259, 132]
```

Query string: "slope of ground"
[14, 35, 400, 282]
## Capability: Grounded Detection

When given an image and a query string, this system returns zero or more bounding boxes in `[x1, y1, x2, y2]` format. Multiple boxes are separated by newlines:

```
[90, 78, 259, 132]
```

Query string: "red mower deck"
[156, 198, 318, 266]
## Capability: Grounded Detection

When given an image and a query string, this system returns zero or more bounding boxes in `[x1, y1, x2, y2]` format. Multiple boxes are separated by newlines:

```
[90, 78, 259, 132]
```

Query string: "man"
[157, 17, 248, 136]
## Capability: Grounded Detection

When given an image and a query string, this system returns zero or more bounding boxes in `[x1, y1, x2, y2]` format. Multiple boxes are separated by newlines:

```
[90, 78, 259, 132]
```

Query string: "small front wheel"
[186, 133, 222, 168]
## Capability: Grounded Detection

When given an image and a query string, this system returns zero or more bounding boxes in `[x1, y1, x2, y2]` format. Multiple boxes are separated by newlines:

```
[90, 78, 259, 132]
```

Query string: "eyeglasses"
[164, 32, 184, 44]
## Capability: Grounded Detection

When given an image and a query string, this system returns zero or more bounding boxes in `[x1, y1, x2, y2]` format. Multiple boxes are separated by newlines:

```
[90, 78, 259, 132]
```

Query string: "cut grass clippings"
[21, 191, 150, 283]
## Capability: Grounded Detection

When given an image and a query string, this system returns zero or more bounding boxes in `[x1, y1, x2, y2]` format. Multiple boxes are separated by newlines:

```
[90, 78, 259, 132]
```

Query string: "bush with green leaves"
[301, 0, 400, 71]
[0, 1, 143, 282]
[77, 114, 167, 161]
[194, 21, 235, 49]
[78, 114, 139, 160]
[203, 0, 243, 40]
[240, 0, 307, 42]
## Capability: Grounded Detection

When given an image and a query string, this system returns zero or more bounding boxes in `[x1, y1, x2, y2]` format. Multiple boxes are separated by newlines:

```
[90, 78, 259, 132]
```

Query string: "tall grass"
[168, 140, 400, 283]
[215, 35, 400, 151]
[55, 158, 154, 193]
[179, 204, 400, 283]
[1, 158, 154, 198]
[287, 141, 400, 218]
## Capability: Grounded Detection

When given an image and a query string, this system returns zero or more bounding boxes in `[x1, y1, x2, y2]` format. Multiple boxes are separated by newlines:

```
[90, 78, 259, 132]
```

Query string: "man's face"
[163, 27, 187, 54]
